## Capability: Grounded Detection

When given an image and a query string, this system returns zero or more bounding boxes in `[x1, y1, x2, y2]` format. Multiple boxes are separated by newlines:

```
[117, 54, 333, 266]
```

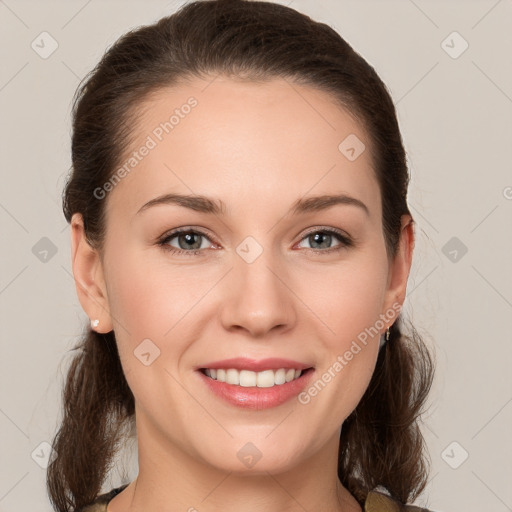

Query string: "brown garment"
[78, 484, 436, 512]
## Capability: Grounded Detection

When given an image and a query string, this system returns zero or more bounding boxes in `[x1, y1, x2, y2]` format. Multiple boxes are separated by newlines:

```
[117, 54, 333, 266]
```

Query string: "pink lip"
[196, 357, 313, 372]
[196, 367, 315, 410]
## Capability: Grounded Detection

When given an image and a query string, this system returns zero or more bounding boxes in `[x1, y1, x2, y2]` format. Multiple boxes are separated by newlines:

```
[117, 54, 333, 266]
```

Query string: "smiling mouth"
[199, 367, 314, 388]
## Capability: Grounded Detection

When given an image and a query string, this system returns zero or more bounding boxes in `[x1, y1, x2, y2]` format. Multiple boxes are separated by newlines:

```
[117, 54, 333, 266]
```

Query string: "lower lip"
[197, 368, 315, 410]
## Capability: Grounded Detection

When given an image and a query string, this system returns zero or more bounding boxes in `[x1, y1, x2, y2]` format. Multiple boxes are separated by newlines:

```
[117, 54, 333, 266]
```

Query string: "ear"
[70, 213, 113, 333]
[381, 214, 415, 330]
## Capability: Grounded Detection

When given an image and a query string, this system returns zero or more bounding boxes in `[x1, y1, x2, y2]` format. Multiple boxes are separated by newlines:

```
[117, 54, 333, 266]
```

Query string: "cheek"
[105, 240, 189, 328]
[106, 239, 389, 346]
[106, 254, 163, 329]
[104, 251, 193, 408]
[303, 254, 389, 344]
[103, 246, 181, 372]
[297, 254, 388, 413]
[104, 248, 216, 368]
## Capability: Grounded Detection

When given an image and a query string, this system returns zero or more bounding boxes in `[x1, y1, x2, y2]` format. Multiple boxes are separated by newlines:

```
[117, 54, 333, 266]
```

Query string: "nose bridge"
[220, 235, 295, 336]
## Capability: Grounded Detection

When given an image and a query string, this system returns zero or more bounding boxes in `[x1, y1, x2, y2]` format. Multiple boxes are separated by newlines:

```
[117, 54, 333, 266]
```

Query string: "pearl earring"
[91, 319, 99, 328]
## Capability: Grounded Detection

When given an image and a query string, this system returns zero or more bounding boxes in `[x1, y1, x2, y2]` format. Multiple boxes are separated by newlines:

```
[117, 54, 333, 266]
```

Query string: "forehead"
[105, 76, 380, 222]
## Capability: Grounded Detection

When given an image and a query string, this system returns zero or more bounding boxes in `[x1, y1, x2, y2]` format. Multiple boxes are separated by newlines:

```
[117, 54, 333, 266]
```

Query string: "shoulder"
[365, 488, 438, 512]
[76, 484, 129, 512]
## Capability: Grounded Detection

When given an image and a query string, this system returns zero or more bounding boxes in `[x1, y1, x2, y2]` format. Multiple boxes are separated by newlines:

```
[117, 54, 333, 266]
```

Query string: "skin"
[71, 76, 414, 512]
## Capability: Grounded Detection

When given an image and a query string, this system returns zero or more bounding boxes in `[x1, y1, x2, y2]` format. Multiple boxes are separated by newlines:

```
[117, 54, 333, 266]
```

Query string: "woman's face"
[72, 76, 412, 476]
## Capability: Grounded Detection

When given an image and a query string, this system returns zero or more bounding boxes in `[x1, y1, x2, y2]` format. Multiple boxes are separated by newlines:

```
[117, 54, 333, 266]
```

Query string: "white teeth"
[275, 368, 286, 385]
[256, 370, 274, 388]
[286, 369, 296, 382]
[240, 370, 257, 387]
[226, 368, 239, 385]
[203, 367, 305, 387]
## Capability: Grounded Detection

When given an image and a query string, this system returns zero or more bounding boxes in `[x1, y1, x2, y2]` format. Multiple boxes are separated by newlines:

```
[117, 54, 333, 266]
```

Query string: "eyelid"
[157, 226, 218, 248]
[294, 226, 354, 253]
[298, 225, 352, 243]
[157, 225, 354, 255]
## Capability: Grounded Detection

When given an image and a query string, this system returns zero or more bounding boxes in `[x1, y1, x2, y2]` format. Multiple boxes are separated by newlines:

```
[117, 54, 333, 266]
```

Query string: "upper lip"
[196, 357, 314, 372]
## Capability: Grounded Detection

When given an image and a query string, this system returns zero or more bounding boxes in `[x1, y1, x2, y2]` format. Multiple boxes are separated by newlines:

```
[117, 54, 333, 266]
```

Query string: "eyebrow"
[136, 192, 369, 217]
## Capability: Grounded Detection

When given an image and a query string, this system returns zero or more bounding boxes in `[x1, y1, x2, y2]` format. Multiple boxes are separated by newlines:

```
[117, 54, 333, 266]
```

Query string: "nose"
[219, 246, 296, 338]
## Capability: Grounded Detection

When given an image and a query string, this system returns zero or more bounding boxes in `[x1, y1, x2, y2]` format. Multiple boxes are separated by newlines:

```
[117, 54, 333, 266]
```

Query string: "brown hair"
[48, 0, 435, 510]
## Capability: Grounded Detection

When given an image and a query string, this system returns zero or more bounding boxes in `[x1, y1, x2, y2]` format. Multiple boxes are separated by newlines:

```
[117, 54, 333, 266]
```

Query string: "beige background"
[1, 1, 511, 511]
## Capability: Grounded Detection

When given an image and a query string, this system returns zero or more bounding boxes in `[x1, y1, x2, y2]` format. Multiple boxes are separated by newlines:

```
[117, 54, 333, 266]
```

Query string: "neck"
[109, 414, 362, 512]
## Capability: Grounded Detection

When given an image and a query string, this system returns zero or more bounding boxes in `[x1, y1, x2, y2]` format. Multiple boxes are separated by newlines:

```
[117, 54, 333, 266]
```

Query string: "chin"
[199, 440, 303, 475]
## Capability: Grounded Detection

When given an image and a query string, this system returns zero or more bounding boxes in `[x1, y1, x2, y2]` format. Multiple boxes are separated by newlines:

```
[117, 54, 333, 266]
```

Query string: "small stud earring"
[91, 319, 99, 328]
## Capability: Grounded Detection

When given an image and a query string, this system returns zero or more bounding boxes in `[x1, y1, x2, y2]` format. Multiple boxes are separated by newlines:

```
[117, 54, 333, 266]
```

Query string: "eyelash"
[157, 226, 354, 257]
